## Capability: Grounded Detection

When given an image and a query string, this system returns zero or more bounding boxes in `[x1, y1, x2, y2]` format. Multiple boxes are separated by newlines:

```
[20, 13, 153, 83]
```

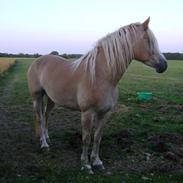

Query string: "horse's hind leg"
[33, 93, 49, 148]
[45, 96, 55, 141]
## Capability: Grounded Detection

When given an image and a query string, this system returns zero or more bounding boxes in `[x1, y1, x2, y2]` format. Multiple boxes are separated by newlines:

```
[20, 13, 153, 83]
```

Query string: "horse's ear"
[142, 17, 150, 30]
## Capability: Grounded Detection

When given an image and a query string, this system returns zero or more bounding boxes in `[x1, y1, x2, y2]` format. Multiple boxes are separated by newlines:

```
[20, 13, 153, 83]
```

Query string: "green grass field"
[0, 58, 182, 183]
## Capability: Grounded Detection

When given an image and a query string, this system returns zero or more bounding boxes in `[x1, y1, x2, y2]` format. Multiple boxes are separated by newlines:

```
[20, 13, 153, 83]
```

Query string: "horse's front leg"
[91, 112, 111, 170]
[81, 110, 95, 174]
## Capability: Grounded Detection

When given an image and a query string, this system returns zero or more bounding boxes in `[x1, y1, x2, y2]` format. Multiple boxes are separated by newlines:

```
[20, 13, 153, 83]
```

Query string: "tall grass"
[0, 58, 16, 74]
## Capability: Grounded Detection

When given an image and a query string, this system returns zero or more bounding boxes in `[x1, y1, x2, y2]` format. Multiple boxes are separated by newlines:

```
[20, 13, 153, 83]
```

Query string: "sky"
[0, 0, 183, 54]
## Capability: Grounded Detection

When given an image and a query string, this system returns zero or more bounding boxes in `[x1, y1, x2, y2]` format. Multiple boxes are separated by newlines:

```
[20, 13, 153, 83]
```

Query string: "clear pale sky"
[0, 0, 182, 54]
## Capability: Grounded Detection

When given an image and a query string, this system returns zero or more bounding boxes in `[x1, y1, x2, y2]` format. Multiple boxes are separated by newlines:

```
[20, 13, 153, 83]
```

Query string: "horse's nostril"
[156, 58, 168, 73]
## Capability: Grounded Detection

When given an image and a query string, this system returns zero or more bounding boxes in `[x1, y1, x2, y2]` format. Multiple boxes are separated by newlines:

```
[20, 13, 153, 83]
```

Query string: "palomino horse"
[27, 18, 167, 174]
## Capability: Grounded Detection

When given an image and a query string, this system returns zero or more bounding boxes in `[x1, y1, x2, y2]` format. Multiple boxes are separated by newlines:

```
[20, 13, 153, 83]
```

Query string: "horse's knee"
[81, 111, 95, 144]
[82, 133, 91, 147]
[94, 131, 102, 143]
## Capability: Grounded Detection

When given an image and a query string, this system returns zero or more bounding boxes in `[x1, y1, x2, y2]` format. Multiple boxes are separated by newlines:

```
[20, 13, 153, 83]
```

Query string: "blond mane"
[71, 23, 156, 84]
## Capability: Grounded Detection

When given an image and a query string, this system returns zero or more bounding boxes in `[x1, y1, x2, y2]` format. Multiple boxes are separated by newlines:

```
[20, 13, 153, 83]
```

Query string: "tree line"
[0, 53, 41, 58]
[163, 53, 183, 60]
[0, 52, 183, 60]
[0, 52, 82, 59]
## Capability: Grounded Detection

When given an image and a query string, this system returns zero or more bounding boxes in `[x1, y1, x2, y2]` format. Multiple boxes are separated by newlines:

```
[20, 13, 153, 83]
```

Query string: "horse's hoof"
[92, 159, 105, 171]
[40, 146, 50, 152]
[81, 164, 94, 174]
[40, 140, 49, 149]
[89, 169, 94, 174]
[93, 164, 105, 171]
[46, 138, 50, 143]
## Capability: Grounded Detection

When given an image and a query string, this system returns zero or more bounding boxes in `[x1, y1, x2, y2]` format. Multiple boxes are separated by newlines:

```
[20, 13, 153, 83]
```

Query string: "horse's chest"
[77, 83, 118, 112]
[98, 91, 118, 113]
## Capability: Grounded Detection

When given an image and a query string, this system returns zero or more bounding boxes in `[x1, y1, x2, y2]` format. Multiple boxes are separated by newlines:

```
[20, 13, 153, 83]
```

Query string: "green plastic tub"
[137, 92, 153, 102]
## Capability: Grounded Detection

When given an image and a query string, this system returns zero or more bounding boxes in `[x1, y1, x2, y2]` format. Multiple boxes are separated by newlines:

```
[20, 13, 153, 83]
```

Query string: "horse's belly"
[59, 97, 79, 110]
[54, 96, 79, 110]
[46, 88, 80, 110]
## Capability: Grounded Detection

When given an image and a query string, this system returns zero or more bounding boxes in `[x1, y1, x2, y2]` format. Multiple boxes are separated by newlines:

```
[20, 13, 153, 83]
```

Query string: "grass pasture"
[0, 58, 183, 183]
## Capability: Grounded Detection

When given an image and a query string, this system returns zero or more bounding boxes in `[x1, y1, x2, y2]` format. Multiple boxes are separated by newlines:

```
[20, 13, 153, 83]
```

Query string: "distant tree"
[0, 52, 41, 58]
[50, 51, 59, 55]
[33, 53, 41, 58]
[61, 53, 69, 59]
[163, 52, 183, 60]
[61, 53, 82, 59]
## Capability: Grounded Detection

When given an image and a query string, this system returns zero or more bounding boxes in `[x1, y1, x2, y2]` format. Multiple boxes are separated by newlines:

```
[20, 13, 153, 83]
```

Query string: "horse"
[27, 17, 167, 174]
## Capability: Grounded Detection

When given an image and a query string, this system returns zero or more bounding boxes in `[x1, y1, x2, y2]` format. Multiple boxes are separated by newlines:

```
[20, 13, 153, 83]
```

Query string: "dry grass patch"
[0, 58, 16, 74]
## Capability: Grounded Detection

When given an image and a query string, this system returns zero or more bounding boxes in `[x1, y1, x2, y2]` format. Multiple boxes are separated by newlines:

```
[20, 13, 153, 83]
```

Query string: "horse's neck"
[96, 47, 132, 85]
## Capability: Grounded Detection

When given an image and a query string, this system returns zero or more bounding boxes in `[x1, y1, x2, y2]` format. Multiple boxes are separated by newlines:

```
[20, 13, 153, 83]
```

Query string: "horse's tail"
[27, 58, 45, 137]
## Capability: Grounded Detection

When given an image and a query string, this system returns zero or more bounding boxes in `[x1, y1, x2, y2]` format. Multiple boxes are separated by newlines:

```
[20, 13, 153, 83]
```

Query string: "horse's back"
[27, 55, 70, 96]
[29, 55, 69, 72]
[27, 55, 81, 108]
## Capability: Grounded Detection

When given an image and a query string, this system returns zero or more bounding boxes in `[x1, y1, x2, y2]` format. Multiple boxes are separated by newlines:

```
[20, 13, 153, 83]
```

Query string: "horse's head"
[133, 17, 167, 73]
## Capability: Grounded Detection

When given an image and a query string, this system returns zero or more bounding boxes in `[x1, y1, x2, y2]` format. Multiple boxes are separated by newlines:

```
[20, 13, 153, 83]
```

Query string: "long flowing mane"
[71, 23, 157, 84]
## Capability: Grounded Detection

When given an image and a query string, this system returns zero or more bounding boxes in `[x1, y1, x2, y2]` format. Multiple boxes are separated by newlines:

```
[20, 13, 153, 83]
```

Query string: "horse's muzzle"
[156, 55, 168, 73]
